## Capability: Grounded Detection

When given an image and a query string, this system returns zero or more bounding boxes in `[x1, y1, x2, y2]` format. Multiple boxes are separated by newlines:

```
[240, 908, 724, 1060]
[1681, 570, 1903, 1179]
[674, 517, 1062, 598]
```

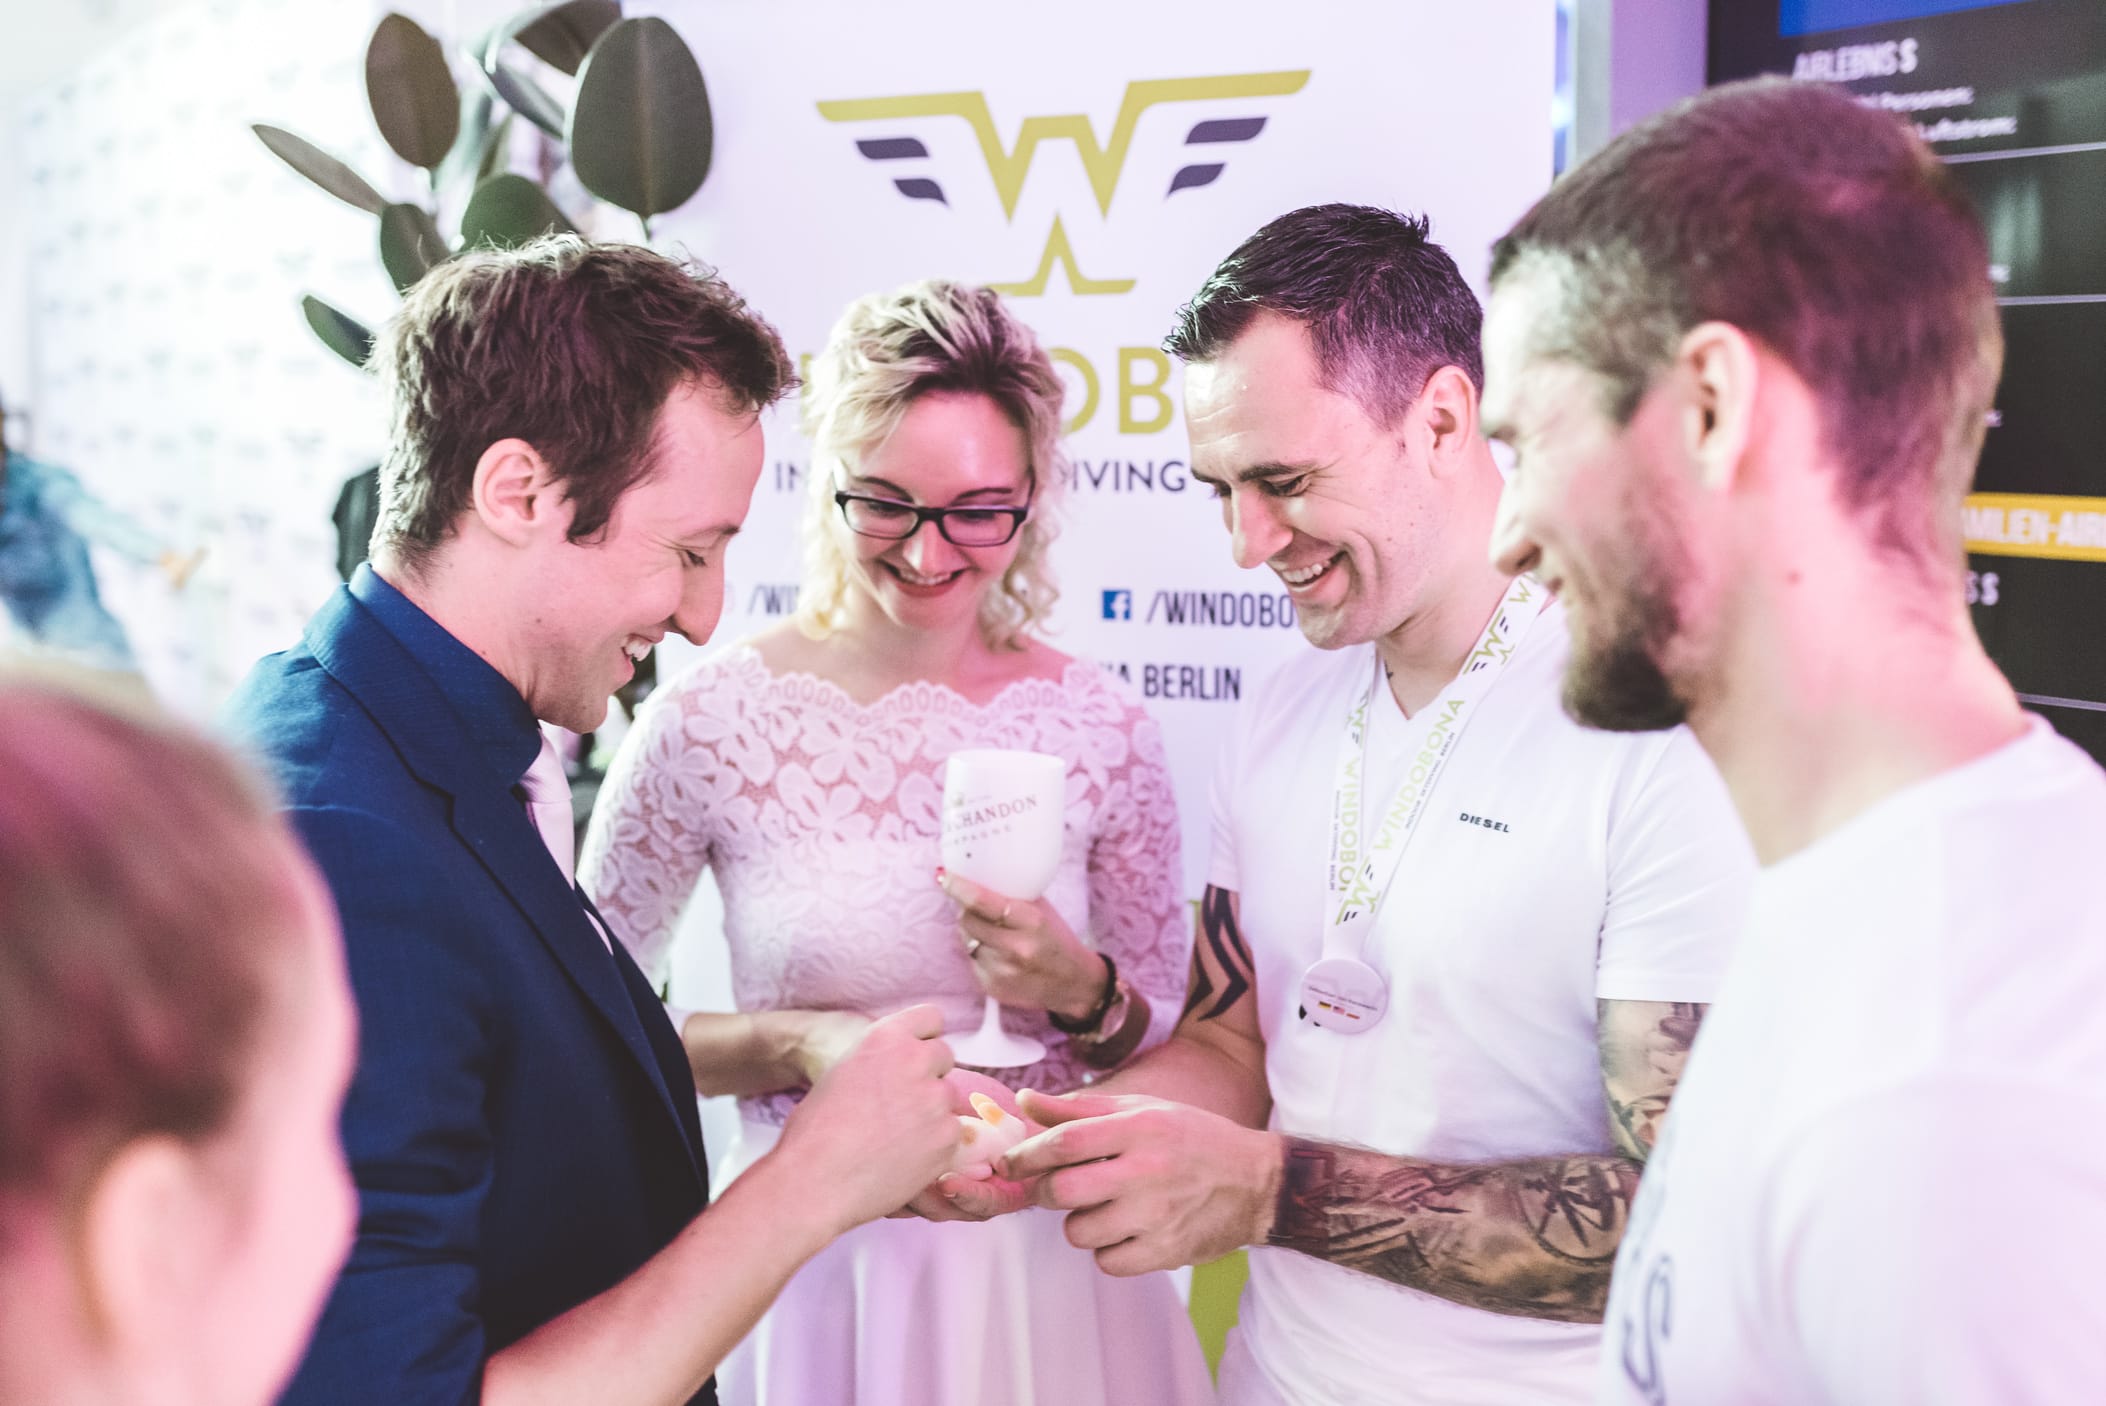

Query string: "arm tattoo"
[1266, 1139, 1641, 1322]
[1181, 884, 1253, 1023]
[1598, 1001, 1705, 1161]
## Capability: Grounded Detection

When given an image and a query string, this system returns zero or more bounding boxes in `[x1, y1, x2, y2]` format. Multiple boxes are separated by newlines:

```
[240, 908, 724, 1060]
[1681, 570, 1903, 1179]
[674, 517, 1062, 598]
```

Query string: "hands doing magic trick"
[904, 1078, 1281, 1277]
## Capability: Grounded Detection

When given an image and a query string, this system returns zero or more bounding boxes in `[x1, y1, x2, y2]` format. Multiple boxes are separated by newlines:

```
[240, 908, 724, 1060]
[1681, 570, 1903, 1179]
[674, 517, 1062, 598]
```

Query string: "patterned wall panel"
[22, 0, 402, 714]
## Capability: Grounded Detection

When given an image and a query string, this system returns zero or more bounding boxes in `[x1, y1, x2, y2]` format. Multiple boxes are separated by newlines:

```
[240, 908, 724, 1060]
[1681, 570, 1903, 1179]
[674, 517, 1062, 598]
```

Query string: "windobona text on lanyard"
[1302, 575, 1547, 1034]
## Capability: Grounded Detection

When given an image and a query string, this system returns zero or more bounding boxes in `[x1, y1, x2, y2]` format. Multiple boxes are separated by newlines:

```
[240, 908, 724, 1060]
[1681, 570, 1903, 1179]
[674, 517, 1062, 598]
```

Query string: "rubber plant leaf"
[568, 17, 712, 219]
[302, 295, 375, 368]
[476, 112, 516, 185]
[433, 85, 496, 194]
[459, 173, 578, 249]
[379, 203, 449, 292]
[515, 0, 621, 76]
[253, 124, 388, 214]
[366, 12, 460, 170]
[486, 57, 566, 139]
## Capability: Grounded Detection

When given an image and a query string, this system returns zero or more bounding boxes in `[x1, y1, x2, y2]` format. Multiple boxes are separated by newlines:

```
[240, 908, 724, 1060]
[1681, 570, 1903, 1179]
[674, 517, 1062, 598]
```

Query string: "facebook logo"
[1102, 589, 1134, 621]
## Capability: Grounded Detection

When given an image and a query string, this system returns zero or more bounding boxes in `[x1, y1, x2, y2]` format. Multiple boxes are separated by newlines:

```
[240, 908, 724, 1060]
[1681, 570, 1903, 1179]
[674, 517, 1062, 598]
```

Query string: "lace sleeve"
[1083, 691, 1192, 1062]
[578, 669, 723, 990]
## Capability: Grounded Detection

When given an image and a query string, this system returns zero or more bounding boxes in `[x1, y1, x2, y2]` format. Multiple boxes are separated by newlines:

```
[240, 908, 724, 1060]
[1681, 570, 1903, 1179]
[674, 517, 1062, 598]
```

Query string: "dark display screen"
[1710, 0, 2106, 759]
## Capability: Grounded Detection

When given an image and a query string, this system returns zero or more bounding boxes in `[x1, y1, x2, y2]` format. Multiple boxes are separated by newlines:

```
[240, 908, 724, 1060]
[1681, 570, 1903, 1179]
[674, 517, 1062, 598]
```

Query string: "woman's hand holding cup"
[938, 868, 1109, 1024]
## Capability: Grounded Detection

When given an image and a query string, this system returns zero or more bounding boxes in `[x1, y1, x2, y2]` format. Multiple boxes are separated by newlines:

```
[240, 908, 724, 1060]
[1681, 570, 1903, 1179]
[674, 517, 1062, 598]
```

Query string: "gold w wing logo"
[819, 72, 1310, 295]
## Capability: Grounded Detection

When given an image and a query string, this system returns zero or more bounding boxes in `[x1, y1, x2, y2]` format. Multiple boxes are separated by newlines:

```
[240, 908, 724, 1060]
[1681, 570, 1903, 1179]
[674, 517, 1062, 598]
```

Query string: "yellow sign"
[1962, 493, 2106, 563]
[819, 72, 1310, 295]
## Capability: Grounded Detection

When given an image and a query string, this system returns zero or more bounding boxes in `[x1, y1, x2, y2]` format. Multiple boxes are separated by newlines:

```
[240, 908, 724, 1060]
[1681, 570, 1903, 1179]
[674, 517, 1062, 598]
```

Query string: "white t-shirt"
[1599, 718, 2106, 1406]
[1210, 601, 1754, 1406]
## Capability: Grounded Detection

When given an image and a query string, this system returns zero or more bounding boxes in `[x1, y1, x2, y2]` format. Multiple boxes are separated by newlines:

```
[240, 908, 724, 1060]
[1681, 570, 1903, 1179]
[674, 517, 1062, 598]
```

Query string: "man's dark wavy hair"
[1164, 203, 1484, 428]
[371, 236, 795, 571]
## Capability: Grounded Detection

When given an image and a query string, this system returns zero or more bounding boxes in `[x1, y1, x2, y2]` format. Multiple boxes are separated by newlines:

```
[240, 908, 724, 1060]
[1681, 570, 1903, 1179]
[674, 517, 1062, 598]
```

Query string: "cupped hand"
[1000, 1088, 1282, 1275]
[938, 869, 1107, 1020]
[893, 1068, 1040, 1223]
[778, 1004, 959, 1233]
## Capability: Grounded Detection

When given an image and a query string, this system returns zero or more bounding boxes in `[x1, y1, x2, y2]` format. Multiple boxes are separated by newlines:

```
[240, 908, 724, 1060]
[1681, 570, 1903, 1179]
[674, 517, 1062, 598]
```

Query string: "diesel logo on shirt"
[1459, 812, 1511, 834]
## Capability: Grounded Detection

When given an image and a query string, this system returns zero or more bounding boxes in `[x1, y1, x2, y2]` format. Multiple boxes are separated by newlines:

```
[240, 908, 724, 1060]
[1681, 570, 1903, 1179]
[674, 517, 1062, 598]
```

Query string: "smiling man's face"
[516, 378, 764, 731]
[1483, 267, 1698, 732]
[1184, 312, 1452, 652]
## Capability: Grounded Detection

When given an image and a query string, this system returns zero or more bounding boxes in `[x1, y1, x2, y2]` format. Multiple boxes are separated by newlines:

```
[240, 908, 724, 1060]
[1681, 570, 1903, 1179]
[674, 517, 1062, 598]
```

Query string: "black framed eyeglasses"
[833, 488, 1034, 547]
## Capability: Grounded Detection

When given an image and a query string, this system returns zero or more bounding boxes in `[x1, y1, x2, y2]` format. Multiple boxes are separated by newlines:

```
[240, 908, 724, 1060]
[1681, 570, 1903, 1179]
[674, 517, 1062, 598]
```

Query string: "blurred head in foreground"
[0, 672, 356, 1406]
[1484, 77, 2001, 731]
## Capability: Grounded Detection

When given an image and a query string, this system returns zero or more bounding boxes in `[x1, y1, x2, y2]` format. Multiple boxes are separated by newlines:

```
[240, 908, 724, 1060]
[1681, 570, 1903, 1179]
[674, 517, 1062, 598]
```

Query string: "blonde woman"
[582, 281, 1213, 1406]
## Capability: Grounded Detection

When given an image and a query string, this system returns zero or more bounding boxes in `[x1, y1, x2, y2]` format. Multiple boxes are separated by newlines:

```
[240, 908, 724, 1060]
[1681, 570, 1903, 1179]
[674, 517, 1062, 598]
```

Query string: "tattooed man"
[1488, 80, 2106, 1404]
[940, 205, 1754, 1405]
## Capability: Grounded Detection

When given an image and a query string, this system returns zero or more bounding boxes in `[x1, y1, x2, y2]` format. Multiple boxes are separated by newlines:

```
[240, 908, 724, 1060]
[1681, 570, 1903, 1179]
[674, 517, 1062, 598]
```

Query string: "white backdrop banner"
[649, 0, 1554, 899]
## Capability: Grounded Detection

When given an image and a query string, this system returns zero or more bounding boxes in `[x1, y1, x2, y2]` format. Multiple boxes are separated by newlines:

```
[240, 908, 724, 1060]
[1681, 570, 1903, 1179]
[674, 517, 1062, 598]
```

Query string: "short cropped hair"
[795, 280, 1066, 649]
[371, 236, 795, 572]
[0, 676, 308, 1206]
[1164, 204, 1486, 427]
[1490, 76, 2002, 560]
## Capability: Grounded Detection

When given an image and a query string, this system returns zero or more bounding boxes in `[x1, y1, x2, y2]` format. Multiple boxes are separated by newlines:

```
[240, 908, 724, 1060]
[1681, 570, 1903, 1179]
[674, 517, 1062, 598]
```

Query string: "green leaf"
[379, 204, 449, 291]
[568, 17, 712, 220]
[476, 112, 516, 185]
[366, 12, 460, 170]
[486, 57, 566, 138]
[459, 173, 577, 250]
[514, 0, 621, 76]
[302, 295, 376, 368]
[433, 86, 495, 195]
[253, 124, 388, 215]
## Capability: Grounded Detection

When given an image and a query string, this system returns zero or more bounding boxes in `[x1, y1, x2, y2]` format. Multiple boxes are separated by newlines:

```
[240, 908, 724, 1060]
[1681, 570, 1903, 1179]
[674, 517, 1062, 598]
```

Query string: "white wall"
[14, 0, 402, 714]
[1, 0, 202, 446]
[1, 99, 28, 432]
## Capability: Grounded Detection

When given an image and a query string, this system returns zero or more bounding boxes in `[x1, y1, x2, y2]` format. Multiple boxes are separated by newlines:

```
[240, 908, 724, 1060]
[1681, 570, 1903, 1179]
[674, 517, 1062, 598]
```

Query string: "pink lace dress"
[580, 645, 1215, 1406]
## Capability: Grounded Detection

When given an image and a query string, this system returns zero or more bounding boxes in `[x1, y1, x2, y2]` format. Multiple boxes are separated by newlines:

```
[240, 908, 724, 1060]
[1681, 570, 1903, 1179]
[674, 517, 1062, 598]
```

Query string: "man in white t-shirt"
[1484, 78, 2106, 1403]
[937, 205, 1754, 1404]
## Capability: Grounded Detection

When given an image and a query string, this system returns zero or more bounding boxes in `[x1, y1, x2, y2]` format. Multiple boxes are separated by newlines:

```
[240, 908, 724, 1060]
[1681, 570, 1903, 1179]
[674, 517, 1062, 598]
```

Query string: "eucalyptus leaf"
[568, 17, 712, 219]
[515, 0, 621, 76]
[302, 295, 376, 368]
[459, 173, 577, 250]
[379, 204, 449, 291]
[253, 124, 388, 215]
[486, 58, 566, 139]
[366, 12, 460, 170]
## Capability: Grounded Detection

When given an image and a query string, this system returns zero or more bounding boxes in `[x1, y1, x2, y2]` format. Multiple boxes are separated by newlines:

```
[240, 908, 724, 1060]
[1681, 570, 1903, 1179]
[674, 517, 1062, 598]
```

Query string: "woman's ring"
[999, 901, 1014, 925]
[965, 938, 983, 958]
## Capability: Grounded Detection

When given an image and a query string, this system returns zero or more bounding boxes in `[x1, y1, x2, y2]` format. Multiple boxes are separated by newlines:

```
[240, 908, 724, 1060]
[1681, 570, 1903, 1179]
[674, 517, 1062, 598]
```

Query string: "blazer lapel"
[305, 591, 704, 1186]
[586, 887, 708, 1175]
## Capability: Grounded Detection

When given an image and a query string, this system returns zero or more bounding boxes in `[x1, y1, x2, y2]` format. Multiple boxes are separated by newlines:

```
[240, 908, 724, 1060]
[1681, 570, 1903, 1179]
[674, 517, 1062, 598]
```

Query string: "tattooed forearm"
[1182, 884, 1253, 1023]
[1264, 1139, 1642, 1322]
[1597, 1000, 1706, 1160]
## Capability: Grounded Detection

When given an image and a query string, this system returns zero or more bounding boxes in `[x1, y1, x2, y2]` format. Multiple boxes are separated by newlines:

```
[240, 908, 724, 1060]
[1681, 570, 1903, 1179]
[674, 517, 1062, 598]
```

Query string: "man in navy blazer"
[228, 238, 962, 1406]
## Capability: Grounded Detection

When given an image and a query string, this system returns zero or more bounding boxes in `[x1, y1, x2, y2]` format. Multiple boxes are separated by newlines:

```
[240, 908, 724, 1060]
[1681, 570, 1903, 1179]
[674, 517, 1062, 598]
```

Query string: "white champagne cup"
[941, 749, 1067, 1066]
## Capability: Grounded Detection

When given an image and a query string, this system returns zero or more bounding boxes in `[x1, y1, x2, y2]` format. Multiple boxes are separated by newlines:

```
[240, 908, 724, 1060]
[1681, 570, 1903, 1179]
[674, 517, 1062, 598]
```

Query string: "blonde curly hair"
[794, 280, 1066, 650]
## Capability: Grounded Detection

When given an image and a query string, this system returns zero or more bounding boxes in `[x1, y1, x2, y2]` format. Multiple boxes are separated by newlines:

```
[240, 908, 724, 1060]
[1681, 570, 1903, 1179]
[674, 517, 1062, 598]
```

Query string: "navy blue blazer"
[227, 568, 711, 1406]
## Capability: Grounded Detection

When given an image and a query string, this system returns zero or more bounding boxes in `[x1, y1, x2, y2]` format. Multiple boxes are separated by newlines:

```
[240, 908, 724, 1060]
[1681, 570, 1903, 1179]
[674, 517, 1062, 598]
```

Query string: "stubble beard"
[1562, 540, 1692, 734]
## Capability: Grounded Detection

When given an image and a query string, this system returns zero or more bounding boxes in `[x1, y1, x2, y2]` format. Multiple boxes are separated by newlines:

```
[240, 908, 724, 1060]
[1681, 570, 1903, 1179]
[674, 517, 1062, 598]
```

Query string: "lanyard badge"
[1299, 577, 1544, 1034]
